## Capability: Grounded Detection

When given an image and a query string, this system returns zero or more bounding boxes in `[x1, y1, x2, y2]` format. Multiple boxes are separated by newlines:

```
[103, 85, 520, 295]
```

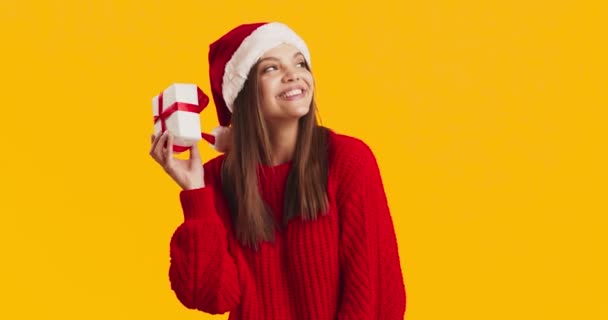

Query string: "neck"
[265, 121, 299, 166]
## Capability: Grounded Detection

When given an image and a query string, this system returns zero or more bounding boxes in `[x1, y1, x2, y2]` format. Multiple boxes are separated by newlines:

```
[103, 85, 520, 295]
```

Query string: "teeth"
[280, 89, 303, 98]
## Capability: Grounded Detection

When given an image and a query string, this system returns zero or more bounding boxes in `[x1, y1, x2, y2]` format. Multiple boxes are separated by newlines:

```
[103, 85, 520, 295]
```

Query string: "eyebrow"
[259, 52, 305, 63]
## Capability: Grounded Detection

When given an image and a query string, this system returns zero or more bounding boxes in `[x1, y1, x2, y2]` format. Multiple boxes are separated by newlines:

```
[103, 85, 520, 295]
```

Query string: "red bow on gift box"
[153, 87, 217, 150]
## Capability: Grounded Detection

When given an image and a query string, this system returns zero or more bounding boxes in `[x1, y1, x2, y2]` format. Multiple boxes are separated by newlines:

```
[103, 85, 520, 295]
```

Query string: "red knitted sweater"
[168, 129, 406, 319]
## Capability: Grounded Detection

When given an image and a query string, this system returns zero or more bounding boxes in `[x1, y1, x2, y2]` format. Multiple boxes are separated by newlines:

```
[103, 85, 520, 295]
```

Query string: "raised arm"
[168, 184, 242, 314]
[150, 131, 243, 314]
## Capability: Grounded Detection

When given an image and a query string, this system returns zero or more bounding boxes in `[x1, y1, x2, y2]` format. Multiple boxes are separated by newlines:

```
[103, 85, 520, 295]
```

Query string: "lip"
[276, 85, 307, 99]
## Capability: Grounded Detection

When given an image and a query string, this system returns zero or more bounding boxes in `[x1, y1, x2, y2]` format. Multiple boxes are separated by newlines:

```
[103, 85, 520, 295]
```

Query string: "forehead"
[260, 43, 303, 60]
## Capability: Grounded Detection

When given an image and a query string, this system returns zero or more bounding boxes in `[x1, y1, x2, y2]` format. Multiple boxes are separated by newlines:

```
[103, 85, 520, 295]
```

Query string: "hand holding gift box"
[152, 83, 217, 153]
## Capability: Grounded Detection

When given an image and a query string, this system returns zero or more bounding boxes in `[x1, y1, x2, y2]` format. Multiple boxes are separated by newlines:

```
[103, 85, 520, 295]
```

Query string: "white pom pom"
[210, 126, 232, 153]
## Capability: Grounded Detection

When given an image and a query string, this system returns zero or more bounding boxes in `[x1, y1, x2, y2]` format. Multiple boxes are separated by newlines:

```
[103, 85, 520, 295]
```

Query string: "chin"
[287, 104, 311, 118]
[275, 98, 309, 114]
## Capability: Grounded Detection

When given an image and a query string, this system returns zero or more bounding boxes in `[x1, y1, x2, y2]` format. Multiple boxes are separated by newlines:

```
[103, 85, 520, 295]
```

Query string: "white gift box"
[152, 83, 209, 153]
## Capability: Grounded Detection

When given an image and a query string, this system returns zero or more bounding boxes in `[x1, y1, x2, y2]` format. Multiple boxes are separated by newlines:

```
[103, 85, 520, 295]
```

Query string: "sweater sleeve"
[336, 142, 407, 320]
[168, 160, 241, 314]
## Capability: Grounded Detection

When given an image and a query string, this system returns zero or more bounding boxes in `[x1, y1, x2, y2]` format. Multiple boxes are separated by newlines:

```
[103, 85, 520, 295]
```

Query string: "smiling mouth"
[277, 88, 306, 100]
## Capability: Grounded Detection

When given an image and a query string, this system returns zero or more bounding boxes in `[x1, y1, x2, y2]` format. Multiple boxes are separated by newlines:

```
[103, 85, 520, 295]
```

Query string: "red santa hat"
[204, 22, 312, 152]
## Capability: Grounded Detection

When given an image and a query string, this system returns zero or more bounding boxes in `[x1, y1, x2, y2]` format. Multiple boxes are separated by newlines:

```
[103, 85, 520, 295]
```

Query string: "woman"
[150, 21, 406, 320]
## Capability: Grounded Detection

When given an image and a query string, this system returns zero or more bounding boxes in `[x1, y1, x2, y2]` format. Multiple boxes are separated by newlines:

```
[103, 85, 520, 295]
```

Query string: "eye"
[296, 61, 307, 68]
[262, 65, 277, 72]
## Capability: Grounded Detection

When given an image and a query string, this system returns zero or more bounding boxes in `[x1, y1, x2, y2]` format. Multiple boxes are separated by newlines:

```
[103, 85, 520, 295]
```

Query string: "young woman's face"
[256, 43, 314, 124]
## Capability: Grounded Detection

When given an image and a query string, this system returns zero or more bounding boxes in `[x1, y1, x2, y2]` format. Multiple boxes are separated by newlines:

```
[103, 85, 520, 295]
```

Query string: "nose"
[282, 67, 300, 82]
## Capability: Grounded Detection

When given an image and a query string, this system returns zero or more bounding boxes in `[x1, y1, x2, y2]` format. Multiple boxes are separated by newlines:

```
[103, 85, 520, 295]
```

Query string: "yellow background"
[1, 0, 606, 319]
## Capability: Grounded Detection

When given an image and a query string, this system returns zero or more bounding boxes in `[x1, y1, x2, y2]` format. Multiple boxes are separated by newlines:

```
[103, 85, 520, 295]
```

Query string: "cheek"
[303, 74, 314, 89]
[259, 78, 278, 100]
[259, 87, 269, 100]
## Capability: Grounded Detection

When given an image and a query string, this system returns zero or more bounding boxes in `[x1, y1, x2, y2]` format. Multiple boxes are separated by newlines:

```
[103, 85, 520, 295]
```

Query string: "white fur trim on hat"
[209, 126, 232, 153]
[222, 22, 311, 113]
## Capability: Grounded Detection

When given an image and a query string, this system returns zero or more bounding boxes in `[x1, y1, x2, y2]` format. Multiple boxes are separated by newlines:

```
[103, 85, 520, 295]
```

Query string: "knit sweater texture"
[169, 129, 406, 319]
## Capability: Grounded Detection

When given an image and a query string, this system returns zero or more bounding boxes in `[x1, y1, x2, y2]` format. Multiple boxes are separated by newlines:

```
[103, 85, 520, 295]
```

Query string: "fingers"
[190, 142, 201, 163]
[149, 130, 169, 164]
[164, 131, 174, 170]
[150, 131, 164, 152]
[149, 132, 160, 153]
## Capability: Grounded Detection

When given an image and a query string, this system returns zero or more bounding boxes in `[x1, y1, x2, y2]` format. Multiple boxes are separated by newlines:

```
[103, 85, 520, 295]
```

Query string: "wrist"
[183, 181, 205, 190]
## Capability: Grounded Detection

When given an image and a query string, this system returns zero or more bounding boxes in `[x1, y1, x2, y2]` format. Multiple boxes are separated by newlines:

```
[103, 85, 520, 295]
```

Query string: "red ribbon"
[153, 87, 216, 151]
[201, 132, 216, 144]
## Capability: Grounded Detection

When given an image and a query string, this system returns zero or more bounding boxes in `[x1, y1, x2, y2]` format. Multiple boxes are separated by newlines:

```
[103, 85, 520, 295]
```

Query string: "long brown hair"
[220, 60, 329, 250]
